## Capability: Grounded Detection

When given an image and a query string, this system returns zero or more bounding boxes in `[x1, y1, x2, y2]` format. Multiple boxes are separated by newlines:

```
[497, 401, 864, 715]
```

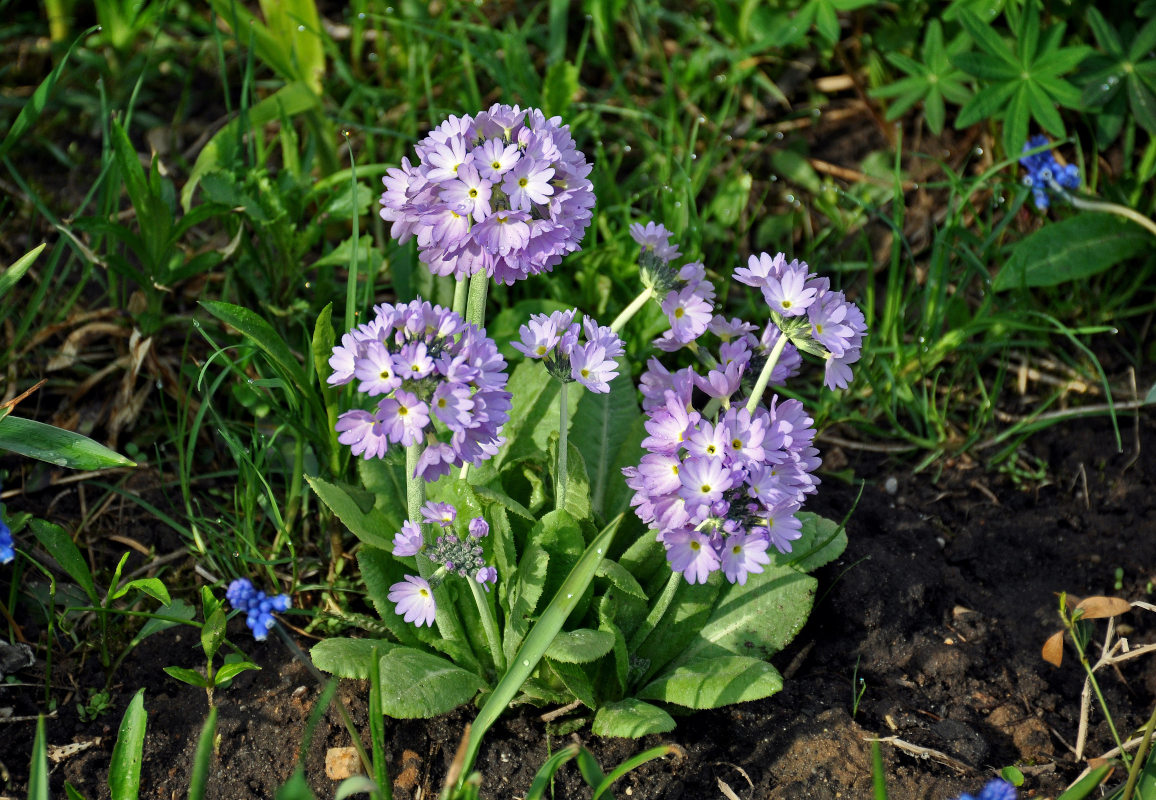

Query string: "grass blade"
[0, 415, 135, 470]
[29, 716, 49, 800]
[188, 707, 218, 800]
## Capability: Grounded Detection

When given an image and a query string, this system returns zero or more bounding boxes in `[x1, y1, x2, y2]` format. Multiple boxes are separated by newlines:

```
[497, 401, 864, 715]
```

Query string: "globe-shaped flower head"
[329, 299, 512, 481]
[380, 104, 596, 284]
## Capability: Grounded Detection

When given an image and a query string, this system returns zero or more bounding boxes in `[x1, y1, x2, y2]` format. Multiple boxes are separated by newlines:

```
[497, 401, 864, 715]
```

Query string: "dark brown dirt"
[2, 412, 1154, 800]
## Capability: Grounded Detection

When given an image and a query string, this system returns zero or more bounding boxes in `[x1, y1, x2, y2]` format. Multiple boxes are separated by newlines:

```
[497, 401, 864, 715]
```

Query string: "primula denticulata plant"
[306, 105, 861, 765]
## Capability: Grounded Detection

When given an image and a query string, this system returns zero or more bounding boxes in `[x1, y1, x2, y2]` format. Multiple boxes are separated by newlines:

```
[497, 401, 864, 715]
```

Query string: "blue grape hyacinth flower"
[1020, 135, 1080, 210]
[953, 778, 1017, 800]
[0, 481, 14, 565]
[226, 578, 292, 641]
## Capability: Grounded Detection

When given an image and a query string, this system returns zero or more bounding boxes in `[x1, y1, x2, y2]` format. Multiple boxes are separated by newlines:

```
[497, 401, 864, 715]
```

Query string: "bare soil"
[2, 412, 1154, 799]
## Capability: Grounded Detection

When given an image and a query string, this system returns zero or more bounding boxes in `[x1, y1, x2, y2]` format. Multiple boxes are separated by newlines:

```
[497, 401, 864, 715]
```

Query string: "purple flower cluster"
[380, 104, 595, 284]
[328, 299, 511, 481]
[388, 502, 497, 628]
[512, 309, 624, 393]
[226, 578, 292, 641]
[628, 222, 716, 352]
[952, 779, 1016, 800]
[734, 253, 867, 391]
[1019, 135, 1080, 210]
[623, 385, 821, 585]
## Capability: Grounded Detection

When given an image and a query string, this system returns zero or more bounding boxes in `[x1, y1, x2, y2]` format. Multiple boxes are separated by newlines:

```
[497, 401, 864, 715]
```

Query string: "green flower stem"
[467, 577, 505, 675]
[452, 276, 468, 320]
[407, 444, 469, 649]
[1122, 700, 1156, 800]
[744, 329, 790, 415]
[1055, 184, 1156, 238]
[609, 286, 654, 334]
[628, 570, 682, 653]
[555, 380, 570, 512]
[464, 270, 489, 330]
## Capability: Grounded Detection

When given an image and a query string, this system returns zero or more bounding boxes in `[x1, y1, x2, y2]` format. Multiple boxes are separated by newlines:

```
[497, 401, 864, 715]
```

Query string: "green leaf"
[189, 707, 218, 800]
[1055, 764, 1112, 799]
[275, 768, 319, 800]
[957, 10, 1016, 65]
[0, 29, 93, 162]
[708, 170, 752, 226]
[779, 512, 848, 572]
[358, 457, 409, 534]
[950, 52, 1019, 81]
[0, 243, 45, 302]
[545, 628, 616, 663]
[163, 667, 210, 688]
[310, 638, 391, 679]
[0, 415, 135, 470]
[570, 364, 645, 521]
[334, 777, 380, 800]
[199, 300, 308, 396]
[112, 577, 171, 605]
[1128, 76, 1156, 135]
[30, 519, 98, 605]
[459, 517, 621, 784]
[503, 541, 550, 663]
[995, 214, 1150, 290]
[674, 564, 817, 666]
[596, 559, 647, 600]
[525, 745, 581, 800]
[109, 689, 147, 800]
[494, 359, 564, 467]
[201, 608, 227, 661]
[770, 148, 822, 194]
[547, 658, 597, 709]
[377, 647, 485, 718]
[639, 655, 783, 709]
[1086, 7, 1123, 56]
[306, 474, 397, 551]
[543, 59, 580, 118]
[213, 662, 261, 683]
[30, 716, 49, 800]
[549, 436, 592, 522]
[592, 698, 676, 738]
[181, 83, 320, 211]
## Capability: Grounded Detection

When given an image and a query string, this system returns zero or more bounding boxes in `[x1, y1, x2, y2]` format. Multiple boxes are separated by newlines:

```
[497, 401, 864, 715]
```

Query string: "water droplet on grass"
[297, 24, 305, 31]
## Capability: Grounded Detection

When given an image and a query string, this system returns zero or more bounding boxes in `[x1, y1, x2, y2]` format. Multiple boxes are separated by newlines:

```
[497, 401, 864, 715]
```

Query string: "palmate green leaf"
[109, 689, 147, 800]
[591, 698, 675, 739]
[1128, 74, 1156, 134]
[0, 415, 135, 470]
[640, 655, 783, 709]
[995, 213, 1150, 291]
[305, 474, 395, 550]
[954, 79, 1019, 128]
[1026, 81, 1066, 136]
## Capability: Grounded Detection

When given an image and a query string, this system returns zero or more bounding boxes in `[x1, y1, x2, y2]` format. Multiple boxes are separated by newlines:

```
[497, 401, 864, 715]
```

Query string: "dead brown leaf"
[1042, 630, 1065, 667]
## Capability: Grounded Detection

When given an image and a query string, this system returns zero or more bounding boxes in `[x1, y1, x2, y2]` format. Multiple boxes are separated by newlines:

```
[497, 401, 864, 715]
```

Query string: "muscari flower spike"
[329, 299, 512, 481]
[1020, 135, 1080, 210]
[380, 104, 595, 284]
[952, 778, 1016, 800]
[226, 578, 292, 641]
[0, 480, 13, 565]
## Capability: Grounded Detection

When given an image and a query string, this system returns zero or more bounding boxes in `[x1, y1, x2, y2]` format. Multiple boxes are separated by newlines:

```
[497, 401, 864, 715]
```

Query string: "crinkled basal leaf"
[378, 647, 486, 718]
[591, 698, 676, 739]
[635, 580, 721, 686]
[771, 512, 847, 572]
[357, 457, 408, 534]
[545, 628, 616, 664]
[547, 657, 597, 708]
[672, 565, 817, 668]
[310, 638, 395, 679]
[595, 559, 648, 600]
[305, 475, 395, 550]
[503, 542, 550, 664]
[639, 655, 783, 709]
[547, 436, 592, 522]
[493, 358, 565, 468]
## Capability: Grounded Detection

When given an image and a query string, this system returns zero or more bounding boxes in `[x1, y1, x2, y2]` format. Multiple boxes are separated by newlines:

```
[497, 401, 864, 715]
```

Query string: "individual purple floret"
[388, 575, 437, 627]
[512, 309, 624, 393]
[380, 104, 595, 284]
[953, 778, 1017, 800]
[1020, 135, 1080, 210]
[329, 299, 512, 481]
[226, 578, 292, 641]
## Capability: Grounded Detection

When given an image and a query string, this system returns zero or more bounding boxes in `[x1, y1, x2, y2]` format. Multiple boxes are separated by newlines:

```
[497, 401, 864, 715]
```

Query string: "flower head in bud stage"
[380, 104, 595, 284]
[329, 299, 511, 481]
[512, 309, 625, 393]
[1019, 135, 1080, 210]
[628, 221, 718, 351]
[226, 578, 292, 641]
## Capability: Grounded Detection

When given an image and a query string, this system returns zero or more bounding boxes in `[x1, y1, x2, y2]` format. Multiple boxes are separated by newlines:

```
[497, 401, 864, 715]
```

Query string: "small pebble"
[884, 476, 898, 495]
[325, 747, 362, 780]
